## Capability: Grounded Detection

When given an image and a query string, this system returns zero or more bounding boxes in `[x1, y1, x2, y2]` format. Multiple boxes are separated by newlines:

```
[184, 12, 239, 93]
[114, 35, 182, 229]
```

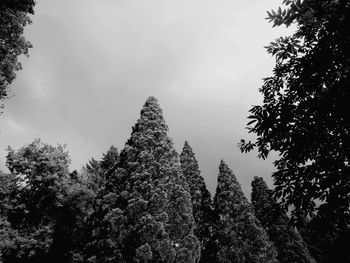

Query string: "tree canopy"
[240, 0, 350, 233]
[1, 139, 95, 262]
[0, 0, 35, 112]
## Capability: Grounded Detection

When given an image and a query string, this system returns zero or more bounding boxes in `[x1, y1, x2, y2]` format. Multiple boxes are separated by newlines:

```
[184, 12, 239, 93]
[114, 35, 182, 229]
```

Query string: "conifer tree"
[180, 141, 213, 262]
[100, 145, 119, 171]
[251, 177, 315, 263]
[213, 160, 279, 263]
[83, 145, 119, 191]
[90, 97, 200, 262]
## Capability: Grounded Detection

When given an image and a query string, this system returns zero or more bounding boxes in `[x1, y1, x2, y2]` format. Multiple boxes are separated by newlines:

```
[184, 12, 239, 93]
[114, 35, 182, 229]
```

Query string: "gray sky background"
[0, 0, 294, 195]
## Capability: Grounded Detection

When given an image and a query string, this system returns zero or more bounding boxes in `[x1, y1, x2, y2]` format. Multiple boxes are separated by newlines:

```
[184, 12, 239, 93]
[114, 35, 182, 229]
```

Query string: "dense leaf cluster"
[0, 0, 35, 112]
[240, 0, 350, 233]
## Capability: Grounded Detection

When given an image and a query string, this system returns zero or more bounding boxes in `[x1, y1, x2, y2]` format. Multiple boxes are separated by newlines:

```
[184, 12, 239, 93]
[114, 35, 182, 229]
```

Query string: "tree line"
[1, 97, 318, 263]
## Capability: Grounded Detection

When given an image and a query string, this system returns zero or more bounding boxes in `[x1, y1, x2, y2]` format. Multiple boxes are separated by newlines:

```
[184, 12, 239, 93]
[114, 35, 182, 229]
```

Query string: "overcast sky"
[0, 0, 293, 195]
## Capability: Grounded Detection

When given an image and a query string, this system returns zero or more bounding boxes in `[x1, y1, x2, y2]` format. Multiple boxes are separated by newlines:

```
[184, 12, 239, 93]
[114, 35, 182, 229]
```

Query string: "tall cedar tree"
[0, 0, 35, 112]
[213, 160, 279, 263]
[180, 141, 213, 262]
[251, 177, 315, 263]
[87, 97, 200, 262]
[240, 0, 350, 233]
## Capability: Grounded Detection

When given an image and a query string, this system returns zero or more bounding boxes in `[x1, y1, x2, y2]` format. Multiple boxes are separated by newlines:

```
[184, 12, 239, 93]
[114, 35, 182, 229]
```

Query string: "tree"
[86, 97, 200, 262]
[0, 139, 70, 262]
[180, 141, 213, 263]
[5, 139, 70, 228]
[1, 139, 94, 263]
[251, 176, 315, 263]
[83, 145, 119, 191]
[78, 146, 121, 262]
[50, 171, 95, 263]
[0, 0, 35, 112]
[213, 160, 278, 263]
[240, 0, 350, 233]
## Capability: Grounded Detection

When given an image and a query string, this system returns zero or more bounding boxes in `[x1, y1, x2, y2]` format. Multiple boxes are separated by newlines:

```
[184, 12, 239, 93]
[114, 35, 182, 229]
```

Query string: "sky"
[0, 0, 294, 195]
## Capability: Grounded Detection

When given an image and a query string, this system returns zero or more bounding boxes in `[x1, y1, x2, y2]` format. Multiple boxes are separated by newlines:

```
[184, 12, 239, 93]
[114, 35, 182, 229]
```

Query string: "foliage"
[251, 176, 315, 263]
[213, 160, 279, 263]
[83, 145, 119, 191]
[5, 139, 70, 227]
[180, 141, 214, 263]
[0, 0, 35, 112]
[0, 139, 94, 263]
[85, 97, 200, 262]
[298, 216, 350, 263]
[240, 0, 350, 233]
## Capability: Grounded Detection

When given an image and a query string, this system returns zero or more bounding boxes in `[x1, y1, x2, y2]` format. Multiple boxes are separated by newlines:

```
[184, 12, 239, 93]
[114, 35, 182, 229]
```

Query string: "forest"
[1, 0, 349, 263]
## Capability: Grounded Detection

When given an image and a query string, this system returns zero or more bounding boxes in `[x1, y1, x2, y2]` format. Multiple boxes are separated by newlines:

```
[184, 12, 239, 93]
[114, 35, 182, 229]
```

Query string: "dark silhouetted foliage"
[240, 0, 350, 233]
[0, 0, 35, 112]
[251, 176, 315, 263]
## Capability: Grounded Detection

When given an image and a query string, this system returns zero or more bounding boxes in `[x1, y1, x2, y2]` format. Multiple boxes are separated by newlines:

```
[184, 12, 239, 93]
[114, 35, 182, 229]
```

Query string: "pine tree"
[180, 141, 213, 262]
[213, 160, 279, 263]
[90, 97, 200, 262]
[83, 145, 119, 191]
[100, 145, 119, 171]
[251, 177, 315, 263]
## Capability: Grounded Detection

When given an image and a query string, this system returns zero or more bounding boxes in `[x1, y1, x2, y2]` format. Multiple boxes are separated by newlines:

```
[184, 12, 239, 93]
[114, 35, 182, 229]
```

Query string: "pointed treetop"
[145, 96, 158, 103]
[100, 145, 118, 171]
[217, 159, 241, 190]
[180, 141, 203, 185]
[103, 96, 199, 262]
[251, 176, 272, 201]
[215, 160, 246, 209]
[180, 140, 213, 262]
[131, 96, 168, 135]
[140, 96, 163, 117]
[181, 141, 197, 162]
[219, 159, 231, 170]
[253, 176, 268, 187]
[251, 176, 316, 263]
[214, 161, 279, 263]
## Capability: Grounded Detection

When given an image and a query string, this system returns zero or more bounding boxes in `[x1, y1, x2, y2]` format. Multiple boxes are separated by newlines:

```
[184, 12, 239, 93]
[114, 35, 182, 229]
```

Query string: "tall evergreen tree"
[180, 141, 213, 262]
[213, 160, 279, 263]
[88, 97, 200, 262]
[251, 176, 315, 263]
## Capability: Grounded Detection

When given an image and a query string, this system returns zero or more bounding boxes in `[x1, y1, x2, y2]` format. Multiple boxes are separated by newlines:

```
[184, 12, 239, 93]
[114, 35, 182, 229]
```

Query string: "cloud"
[0, 0, 292, 195]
